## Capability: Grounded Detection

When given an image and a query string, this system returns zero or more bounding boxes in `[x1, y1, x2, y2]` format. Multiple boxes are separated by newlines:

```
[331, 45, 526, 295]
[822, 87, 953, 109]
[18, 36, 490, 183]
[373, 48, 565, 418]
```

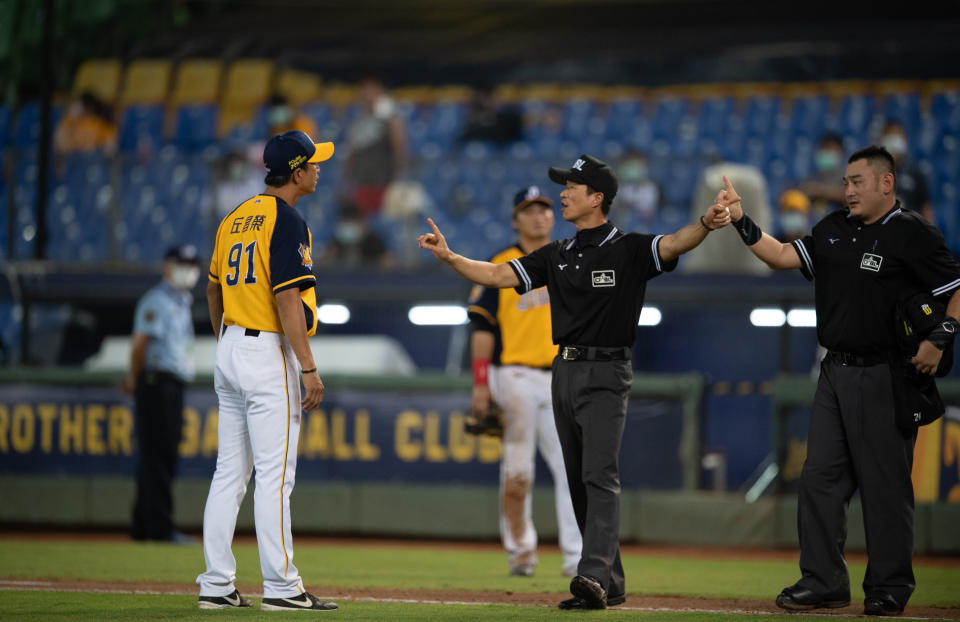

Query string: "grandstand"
[2, 0, 960, 522]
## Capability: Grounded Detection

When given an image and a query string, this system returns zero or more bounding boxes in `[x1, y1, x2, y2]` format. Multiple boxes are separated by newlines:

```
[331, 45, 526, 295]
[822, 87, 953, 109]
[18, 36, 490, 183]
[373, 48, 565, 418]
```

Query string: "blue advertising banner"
[0, 385, 685, 489]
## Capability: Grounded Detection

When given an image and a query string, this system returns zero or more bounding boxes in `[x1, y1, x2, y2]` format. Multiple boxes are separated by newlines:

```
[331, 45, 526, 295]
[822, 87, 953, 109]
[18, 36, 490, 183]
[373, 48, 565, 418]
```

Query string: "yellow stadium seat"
[217, 101, 256, 138]
[275, 69, 323, 107]
[170, 59, 223, 106]
[73, 58, 122, 103]
[222, 58, 275, 107]
[120, 59, 172, 105]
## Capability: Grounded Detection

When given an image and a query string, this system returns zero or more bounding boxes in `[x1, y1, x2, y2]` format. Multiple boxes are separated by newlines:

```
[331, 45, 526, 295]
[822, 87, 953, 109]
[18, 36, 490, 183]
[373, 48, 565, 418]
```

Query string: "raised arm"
[724, 176, 803, 271]
[658, 201, 733, 262]
[418, 218, 521, 288]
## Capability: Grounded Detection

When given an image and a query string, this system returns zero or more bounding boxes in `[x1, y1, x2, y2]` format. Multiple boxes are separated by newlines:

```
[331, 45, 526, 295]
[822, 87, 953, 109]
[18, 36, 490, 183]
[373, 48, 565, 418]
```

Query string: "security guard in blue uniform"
[419, 154, 734, 609]
[724, 145, 960, 617]
[124, 245, 200, 542]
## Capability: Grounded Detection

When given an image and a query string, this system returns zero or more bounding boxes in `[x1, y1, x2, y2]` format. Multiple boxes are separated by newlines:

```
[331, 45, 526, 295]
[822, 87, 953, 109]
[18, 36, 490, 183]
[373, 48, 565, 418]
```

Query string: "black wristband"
[301, 367, 317, 374]
[926, 318, 960, 351]
[699, 215, 714, 232]
[732, 213, 762, 246]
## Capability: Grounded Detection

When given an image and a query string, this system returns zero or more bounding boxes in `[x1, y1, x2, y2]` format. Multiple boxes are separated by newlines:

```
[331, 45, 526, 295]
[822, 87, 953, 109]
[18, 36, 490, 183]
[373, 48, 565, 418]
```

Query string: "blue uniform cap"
[165, 244, 199, 264]
[512, 185, 553, 215]
[263, 130, 335, 176]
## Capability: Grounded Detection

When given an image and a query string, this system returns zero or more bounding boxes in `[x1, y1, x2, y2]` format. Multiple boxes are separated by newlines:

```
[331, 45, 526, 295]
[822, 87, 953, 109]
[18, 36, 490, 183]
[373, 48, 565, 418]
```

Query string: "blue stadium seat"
[882, 92, 921, 134]
[118, 105, 165, 152]
[650, 97, 689, 140]
[788, 95, 829, 139]
[173, 105, 218, 151]
[10, 102, 63, 148]
[743, 95, 780, 137]
[837, 93, 874, 137]
[932, 91, 960, 133]
[0, 104, 9, 147]
[697, 96, 734, 141]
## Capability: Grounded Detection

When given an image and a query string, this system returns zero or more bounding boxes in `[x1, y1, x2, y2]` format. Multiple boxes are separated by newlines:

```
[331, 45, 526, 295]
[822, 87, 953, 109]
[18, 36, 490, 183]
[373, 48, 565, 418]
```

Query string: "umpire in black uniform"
[419, 154, 734, 609]
[723, 146, 960, 616]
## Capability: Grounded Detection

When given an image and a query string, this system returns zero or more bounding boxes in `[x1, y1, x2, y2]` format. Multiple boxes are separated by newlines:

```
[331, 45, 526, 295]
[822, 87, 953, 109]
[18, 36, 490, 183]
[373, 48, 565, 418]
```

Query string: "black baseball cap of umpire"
[164, 244, 200, 264]
[548, 154, 618, 202]
[263, 130, 335, 177]
[512, 185, 553, 216]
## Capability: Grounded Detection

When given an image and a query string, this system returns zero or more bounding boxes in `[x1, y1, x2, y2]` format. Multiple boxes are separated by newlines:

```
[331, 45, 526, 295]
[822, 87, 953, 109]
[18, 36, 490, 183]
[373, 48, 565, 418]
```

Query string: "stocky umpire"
[722, 146, 960, 617]
[419, 154, 734, 609]
[123, 244, 201, 543]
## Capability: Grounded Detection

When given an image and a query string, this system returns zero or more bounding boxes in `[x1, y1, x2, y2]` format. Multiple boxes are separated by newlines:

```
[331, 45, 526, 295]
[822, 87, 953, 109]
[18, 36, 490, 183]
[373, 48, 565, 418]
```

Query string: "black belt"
[825, 350, 889, 367]
[221, 325, 260, 337]
[559, 345, 631, 362]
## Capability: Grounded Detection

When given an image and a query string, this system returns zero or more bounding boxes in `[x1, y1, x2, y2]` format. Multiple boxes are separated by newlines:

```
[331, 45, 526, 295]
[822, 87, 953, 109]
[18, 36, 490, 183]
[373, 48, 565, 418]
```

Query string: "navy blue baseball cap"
[263, 130, 335, 176]
[165, 244, 199, 264]
[512, 185, 553, 215]
[548, 154, 618, 202]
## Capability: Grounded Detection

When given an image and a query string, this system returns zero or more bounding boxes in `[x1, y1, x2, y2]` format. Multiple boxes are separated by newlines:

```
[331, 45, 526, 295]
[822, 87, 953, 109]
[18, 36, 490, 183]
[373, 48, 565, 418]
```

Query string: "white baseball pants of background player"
[490, 364, 582, 575]
[197, 325, 305, 598]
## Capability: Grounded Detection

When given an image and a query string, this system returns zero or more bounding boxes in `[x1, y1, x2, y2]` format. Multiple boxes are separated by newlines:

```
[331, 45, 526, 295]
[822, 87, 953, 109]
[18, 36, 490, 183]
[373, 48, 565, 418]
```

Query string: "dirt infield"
[2, 578, 959, 619]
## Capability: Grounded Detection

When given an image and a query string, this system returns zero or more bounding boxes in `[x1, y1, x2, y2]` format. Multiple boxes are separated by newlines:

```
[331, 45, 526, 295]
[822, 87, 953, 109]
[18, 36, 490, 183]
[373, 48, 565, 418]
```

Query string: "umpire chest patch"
[592, 270, 616, 287]
[860, 253, 883, 272]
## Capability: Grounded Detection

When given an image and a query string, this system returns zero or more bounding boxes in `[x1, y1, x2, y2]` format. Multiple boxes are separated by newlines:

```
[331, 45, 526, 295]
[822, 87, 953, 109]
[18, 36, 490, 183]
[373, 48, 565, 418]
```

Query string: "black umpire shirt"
[507, 222, 677, 347]
[792, 202, 960, 355]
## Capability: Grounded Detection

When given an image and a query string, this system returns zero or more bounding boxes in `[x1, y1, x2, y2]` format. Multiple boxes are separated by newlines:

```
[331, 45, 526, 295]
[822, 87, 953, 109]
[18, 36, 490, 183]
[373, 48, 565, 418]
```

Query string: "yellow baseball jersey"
[209, 194, 318, 336]
[467, 245, 557, 367]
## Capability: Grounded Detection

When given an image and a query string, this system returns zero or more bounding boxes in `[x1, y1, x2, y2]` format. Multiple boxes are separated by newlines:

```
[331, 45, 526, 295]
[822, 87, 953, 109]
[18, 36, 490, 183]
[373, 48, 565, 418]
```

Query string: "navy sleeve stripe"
[509, 258, 532, 292]
[651, 234, 664, 272]
[793, 239, 814, 277]
[932, 278, 960, 297]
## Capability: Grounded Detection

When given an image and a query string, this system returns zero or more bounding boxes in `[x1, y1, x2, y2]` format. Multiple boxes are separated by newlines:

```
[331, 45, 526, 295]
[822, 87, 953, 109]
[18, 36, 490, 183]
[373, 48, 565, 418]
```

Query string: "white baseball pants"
[491, 364, 582, 574]
[196, 325, 305, 598]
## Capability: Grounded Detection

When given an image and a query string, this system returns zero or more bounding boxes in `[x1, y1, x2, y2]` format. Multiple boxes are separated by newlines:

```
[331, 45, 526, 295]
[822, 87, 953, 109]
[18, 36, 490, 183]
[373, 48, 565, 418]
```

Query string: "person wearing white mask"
[123, 244, 200, 543]
[615, 151, 660, 225]
[799, 134, 846, 217]
[880, 119, 934, 224]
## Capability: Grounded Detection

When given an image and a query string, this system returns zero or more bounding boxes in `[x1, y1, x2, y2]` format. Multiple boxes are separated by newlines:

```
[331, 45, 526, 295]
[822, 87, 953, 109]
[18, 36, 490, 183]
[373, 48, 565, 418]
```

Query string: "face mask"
[881, 134, 908, 157]
[228, 160, 246, 180]
[170, 265, 200, 291]
[814, 149, 840, 172]
[267, 105, 293, 127]
[335, 221, 362, 244]
[620, 162, 647, 183]
[780, 212, 808, 236]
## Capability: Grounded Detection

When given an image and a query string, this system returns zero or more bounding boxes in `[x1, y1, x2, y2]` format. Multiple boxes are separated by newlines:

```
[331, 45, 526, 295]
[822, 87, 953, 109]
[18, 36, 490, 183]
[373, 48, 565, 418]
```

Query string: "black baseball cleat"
[775, 584, 850, 611]
[864, 594, 904, 616]
[558, 592, 625, 610]
[569, 575, 607, 609]
[197, 589, 252, 609]
[261, 591, 338, 611]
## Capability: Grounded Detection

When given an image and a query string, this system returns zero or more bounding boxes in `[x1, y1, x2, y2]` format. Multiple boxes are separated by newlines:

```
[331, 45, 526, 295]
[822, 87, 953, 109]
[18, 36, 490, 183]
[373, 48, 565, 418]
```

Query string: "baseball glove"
[464, 402, 503, 437]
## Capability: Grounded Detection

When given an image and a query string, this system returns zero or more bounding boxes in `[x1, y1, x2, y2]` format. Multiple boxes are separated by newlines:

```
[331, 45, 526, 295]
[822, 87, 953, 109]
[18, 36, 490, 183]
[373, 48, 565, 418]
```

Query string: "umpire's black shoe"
[775, 584, 850, 611]
[864, 594, 904, 616]
[558, 593, 625, 610]
[569, 575, 607, 609]
[197, 589, 252, 609]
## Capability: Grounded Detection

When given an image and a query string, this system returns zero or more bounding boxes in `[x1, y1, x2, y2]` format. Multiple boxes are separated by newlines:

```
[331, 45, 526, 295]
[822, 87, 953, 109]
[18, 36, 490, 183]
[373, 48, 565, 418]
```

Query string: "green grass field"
[1, 538, 958, 621]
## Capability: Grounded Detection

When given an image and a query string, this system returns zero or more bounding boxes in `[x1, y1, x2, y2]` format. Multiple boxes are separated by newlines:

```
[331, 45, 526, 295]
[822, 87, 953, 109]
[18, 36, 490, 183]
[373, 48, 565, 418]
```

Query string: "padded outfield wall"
[0, 369, 958, 552]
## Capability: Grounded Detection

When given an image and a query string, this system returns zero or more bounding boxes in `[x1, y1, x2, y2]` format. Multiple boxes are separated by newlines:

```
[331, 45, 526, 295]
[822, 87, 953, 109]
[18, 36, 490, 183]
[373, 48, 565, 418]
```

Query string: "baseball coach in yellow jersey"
[467, 186, 582, 578]
[197, 130, 338, 611]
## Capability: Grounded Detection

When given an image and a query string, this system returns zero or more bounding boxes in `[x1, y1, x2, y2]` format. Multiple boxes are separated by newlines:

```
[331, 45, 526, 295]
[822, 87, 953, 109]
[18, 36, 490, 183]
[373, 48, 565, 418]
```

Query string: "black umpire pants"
[551, 356, 632, 598]
[131, 371, 185, 541]
[796, 357, 916, 607]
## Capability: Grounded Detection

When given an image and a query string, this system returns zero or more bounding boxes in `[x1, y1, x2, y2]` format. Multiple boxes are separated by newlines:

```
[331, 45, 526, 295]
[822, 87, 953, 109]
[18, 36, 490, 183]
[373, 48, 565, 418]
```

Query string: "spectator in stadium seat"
[318, 201, 394, 269]
[265, 94, 319, 140]
[880, 119, 934, 223]
[54, 91, 116, 157]
[775, 189, 812, 243]
[614, 151, 660, 225]
[798, 133, 845, 217]
[212, 148, 262, 218]
[459, 84, 524, 145]
[343, 76, 408, 217]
